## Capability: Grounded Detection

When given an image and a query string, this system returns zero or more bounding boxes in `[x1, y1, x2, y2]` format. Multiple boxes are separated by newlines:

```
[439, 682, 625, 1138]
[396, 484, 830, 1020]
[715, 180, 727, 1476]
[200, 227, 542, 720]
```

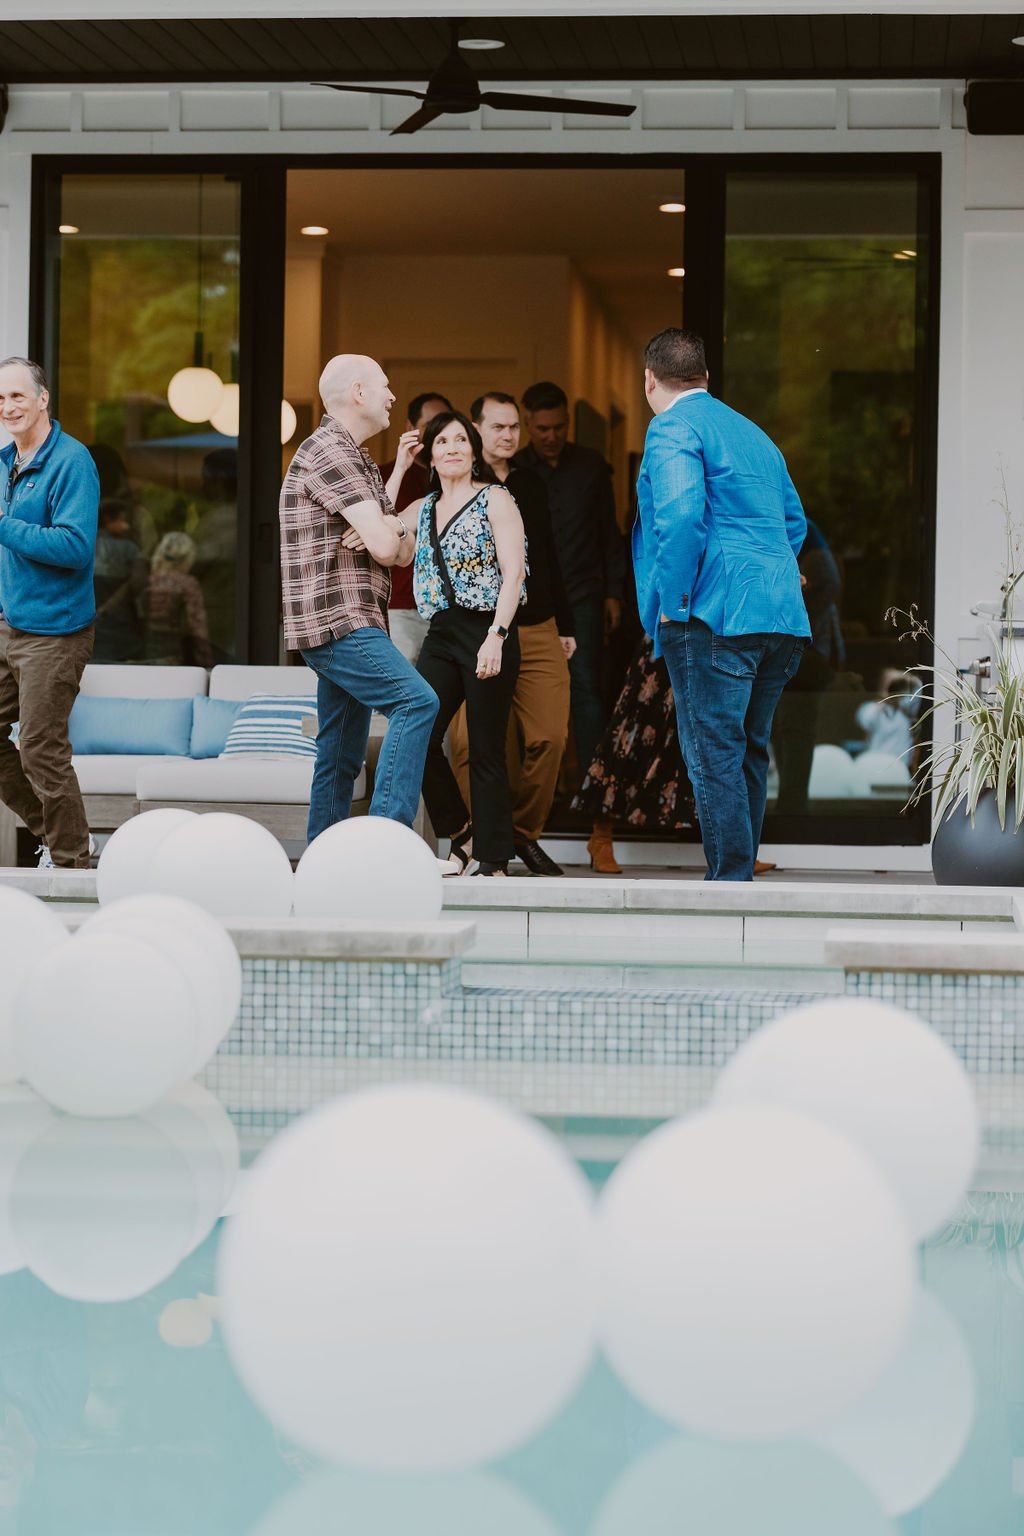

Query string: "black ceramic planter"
[931, 788, 1024, 886]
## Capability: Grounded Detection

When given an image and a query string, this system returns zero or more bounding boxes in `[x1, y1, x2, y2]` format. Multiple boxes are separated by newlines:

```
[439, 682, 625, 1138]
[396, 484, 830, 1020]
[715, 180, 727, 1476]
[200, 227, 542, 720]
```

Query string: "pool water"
[2, 1077, 1023, 1534]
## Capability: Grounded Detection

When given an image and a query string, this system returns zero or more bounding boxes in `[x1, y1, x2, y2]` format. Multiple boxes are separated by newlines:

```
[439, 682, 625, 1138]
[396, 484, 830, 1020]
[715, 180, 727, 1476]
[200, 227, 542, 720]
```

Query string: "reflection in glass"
[723, 172, 930, 826]
[51, 175, 242, 664]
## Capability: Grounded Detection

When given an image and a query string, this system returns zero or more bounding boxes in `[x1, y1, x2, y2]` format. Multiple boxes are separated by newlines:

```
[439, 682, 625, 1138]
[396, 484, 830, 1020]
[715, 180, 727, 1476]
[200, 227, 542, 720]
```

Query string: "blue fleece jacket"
[0, 421, 99, 635]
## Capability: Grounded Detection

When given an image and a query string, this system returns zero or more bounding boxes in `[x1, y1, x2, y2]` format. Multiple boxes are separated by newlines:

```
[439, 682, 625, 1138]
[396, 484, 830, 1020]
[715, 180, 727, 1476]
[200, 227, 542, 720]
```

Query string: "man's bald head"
[319, 353, 395, 445]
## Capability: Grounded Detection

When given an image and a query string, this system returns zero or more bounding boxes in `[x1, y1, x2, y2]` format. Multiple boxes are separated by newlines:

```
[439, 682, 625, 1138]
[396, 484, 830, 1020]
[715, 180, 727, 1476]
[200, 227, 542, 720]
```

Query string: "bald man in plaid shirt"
[280, 354, 438, 841]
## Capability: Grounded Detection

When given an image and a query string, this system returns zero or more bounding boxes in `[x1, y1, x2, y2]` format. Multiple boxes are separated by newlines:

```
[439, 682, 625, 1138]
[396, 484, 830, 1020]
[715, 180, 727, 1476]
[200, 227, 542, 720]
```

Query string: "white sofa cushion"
[73, 754, 191, 795]
[80, 664, 208, 700]
[209, 664, 317, 701]
[135, 754, 367, 804]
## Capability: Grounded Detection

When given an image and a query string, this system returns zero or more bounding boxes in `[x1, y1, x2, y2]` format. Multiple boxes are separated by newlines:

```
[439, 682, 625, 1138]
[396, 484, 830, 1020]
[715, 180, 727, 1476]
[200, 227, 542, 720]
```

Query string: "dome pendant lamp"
[167, 176, 224, 424]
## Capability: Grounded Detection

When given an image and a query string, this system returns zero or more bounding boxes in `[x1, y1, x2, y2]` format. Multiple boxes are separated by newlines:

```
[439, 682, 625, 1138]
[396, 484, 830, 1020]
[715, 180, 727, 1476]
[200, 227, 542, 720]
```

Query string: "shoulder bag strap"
[426, 493, 460, 609]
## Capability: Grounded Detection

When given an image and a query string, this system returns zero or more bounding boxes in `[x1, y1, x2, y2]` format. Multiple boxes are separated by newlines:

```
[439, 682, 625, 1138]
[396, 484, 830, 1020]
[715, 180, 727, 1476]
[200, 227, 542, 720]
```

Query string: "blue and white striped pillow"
[221, 694, 318, 759]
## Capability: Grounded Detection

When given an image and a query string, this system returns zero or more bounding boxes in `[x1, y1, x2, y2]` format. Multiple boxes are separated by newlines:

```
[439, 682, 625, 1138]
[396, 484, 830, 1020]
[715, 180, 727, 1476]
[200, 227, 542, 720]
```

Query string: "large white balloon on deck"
[251, 1465, 561, 1536]
[81, 894, 242, 1072]
[593, 1435, 895, 1536]
[13, 931, 197, 1116]
[218, 1085, 597, 1470]
[293, 816, 443, 922]
[596, 1107, 914, 1440]
[152, 812, 294, 920]
[9, 1112, 199, 1301]
[96, 807, 198, 905]
[809, 1290, 976, 1515]
[0, 888, 69, 1082]
[714, 998, 979, 1241]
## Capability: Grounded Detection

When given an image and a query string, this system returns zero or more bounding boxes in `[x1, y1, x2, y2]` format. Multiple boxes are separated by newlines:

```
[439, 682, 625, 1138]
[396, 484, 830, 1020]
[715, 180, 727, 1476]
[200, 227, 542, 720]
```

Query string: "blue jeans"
[567, 594, 607, 778]
[660, 618, 805, 881]
[301, 626, 438, 842]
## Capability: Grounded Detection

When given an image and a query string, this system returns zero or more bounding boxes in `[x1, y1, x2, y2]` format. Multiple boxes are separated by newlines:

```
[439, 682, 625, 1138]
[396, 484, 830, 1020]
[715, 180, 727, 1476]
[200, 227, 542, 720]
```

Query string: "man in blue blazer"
[633, 329, 810, 880]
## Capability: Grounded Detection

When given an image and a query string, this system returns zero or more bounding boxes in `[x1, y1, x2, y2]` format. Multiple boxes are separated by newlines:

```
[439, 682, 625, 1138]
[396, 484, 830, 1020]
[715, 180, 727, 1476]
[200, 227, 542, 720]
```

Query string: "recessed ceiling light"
[459, 37, 505, 50]
[58, 224, 79, 235]
[893, 249, 917, 260]
[300, 225, 329, 237]
[659, 202, 686, 214]
[1013, 34, 1024, 45]
[667, 266, 686, 278]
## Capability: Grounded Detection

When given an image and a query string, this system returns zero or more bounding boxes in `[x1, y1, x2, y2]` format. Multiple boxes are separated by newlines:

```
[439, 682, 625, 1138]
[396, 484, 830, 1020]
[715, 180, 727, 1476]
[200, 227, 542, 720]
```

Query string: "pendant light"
[167, 175, 225, 424]
[211, 388, 299, 446]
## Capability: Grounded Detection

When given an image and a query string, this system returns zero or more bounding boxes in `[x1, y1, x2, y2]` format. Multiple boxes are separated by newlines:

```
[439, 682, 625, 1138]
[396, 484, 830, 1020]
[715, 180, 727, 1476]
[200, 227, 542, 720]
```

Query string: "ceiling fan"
[313, 23, 636, 136]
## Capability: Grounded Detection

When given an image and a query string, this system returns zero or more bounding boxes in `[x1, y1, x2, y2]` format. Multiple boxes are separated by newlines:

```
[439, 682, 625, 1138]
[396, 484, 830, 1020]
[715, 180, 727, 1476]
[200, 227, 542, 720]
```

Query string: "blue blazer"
[633, 391, 810, 655]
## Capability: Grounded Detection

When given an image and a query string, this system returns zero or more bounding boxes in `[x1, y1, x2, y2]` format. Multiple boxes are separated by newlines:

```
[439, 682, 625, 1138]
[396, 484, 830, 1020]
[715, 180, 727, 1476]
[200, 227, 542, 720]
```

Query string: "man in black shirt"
[465, 391, 575, 876]
[514, 381, 626, 871]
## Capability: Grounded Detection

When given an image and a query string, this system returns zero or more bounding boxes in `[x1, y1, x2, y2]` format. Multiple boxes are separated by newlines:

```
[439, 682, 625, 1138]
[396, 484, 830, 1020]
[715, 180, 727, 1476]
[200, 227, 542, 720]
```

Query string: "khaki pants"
[0, 620, 94, 868]
[448, 617, 570, 843]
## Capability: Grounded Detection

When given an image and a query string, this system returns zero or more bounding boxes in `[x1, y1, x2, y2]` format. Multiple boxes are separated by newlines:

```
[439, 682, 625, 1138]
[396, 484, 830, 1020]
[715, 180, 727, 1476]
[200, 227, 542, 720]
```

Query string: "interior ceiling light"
[1013, 35, 1024, 44]
[893, 249, 917, 261]
[659, 202, 686, 214]
[301, 225, 329, 236]
[57, 223, 79, 234]
[667, 266, 686, 278]
[459, 37, 505, 50]
[167, 175, 225, 425]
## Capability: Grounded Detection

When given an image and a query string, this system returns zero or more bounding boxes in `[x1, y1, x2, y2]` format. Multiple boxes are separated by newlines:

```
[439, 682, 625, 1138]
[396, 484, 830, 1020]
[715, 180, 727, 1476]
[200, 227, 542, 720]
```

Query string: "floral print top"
[413, 483, 527, 620]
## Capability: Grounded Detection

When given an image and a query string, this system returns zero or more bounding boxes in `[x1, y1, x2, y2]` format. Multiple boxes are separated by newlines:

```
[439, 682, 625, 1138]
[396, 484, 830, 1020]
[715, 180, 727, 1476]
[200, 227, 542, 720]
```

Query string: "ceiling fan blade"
[390, 102, 450, 135]
[313, 81, 427, 102]
[479, 90, 635, 118]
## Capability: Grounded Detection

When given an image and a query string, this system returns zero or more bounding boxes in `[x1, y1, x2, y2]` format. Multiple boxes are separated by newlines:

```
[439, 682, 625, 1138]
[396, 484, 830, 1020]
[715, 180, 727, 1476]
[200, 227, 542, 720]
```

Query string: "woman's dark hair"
[421, 410, 496, 489]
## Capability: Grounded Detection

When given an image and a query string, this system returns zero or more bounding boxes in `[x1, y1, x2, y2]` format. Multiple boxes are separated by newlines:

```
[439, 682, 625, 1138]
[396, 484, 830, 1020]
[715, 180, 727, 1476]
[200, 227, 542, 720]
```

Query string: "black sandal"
[443, 824, 475, 876]
[473, 859, 508, 877]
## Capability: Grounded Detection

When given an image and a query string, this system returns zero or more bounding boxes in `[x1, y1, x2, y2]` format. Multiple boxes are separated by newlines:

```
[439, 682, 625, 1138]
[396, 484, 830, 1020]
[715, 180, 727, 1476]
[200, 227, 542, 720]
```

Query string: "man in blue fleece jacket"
[0, 358, 99, 868]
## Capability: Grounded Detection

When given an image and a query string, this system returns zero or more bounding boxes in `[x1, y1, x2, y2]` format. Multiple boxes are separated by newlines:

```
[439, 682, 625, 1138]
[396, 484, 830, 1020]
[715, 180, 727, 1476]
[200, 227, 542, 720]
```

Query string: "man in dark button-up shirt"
[514, 380, 626, 870]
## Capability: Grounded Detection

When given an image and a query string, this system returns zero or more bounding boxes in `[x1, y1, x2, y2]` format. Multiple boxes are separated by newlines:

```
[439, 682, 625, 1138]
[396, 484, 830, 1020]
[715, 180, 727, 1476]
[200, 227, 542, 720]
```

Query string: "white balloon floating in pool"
[13, 931, 197, 1116]
[144, 1080, 241, 1254]
[293, 816, 442, 922]
[596, 1107, 913, 1440]
[153, 812, 294, 920]
[0, 888, 69, 1083]
[592, 1435, 895, 1536]
[809, 1290, 975, 1515]
[218, 1084, 597, 1470]
[96, 807, 198, 905]
[714, 998, 979, 1241]
[250, 1464, 561, 1536]
[9, 1112, 199, 1302]
[81, 894, 242, 1073]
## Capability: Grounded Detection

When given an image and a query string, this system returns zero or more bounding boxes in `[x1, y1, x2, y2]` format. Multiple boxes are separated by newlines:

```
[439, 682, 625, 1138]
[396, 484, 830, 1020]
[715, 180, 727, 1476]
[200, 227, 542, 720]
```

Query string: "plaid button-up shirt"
[279, 415, 393, 650]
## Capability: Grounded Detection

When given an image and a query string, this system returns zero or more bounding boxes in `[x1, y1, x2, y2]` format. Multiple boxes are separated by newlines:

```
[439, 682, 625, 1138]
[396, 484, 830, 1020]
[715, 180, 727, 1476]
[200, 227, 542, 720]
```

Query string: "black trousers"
[417, 607, 520, 864]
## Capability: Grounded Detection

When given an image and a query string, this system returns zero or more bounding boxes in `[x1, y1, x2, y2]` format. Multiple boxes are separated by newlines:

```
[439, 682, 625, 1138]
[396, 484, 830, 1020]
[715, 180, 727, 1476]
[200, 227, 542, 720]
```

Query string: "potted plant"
[888, 482, 1024, 885]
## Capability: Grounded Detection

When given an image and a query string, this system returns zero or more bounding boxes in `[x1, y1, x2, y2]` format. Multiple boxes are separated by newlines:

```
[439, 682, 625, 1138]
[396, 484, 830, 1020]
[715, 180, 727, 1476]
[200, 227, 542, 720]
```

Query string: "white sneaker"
[36, 834, 96, 870]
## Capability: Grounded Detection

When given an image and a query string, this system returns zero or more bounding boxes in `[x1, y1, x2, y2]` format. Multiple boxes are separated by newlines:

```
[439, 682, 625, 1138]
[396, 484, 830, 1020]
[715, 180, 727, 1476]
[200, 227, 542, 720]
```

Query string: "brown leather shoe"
[587, 820, 622, 875]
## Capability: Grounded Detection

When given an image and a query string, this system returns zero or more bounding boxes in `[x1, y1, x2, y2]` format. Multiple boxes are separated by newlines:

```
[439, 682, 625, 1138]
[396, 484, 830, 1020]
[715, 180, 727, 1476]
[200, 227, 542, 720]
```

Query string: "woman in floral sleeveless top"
[404, 410, 527, 876]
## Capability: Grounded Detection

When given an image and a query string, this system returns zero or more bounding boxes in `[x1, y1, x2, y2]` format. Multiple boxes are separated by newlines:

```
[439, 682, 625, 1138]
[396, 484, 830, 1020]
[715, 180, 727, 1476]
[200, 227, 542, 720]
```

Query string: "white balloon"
[159, 1298, 215, 1349]
[144, 1080, 240, 1253]
[293, 816, 442, 922]
[0, 889, 69, 1083]
[218, 1085, 597, 1470]
[97, 808, 198, 905]
[809, 1290, 975, 1515]
[808, 743, 856, 799]
[9, 1113, 198, 1301]
[596, 1107, 914, 1440]
[715, 999, 979, 1241]
[251, 1464, 560, 1536]
[81, 894, 242, 1072]
[153, 812, 294, 920]
[593, 1436, 894, 1536]
[14, 931, 198, 1116]
[0, 1085, 54, 1274]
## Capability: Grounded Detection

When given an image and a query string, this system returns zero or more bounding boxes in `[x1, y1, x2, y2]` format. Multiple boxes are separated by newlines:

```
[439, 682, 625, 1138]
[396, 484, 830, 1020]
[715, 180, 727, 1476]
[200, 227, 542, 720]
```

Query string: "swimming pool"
[2, 1064, 1022, 1534]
